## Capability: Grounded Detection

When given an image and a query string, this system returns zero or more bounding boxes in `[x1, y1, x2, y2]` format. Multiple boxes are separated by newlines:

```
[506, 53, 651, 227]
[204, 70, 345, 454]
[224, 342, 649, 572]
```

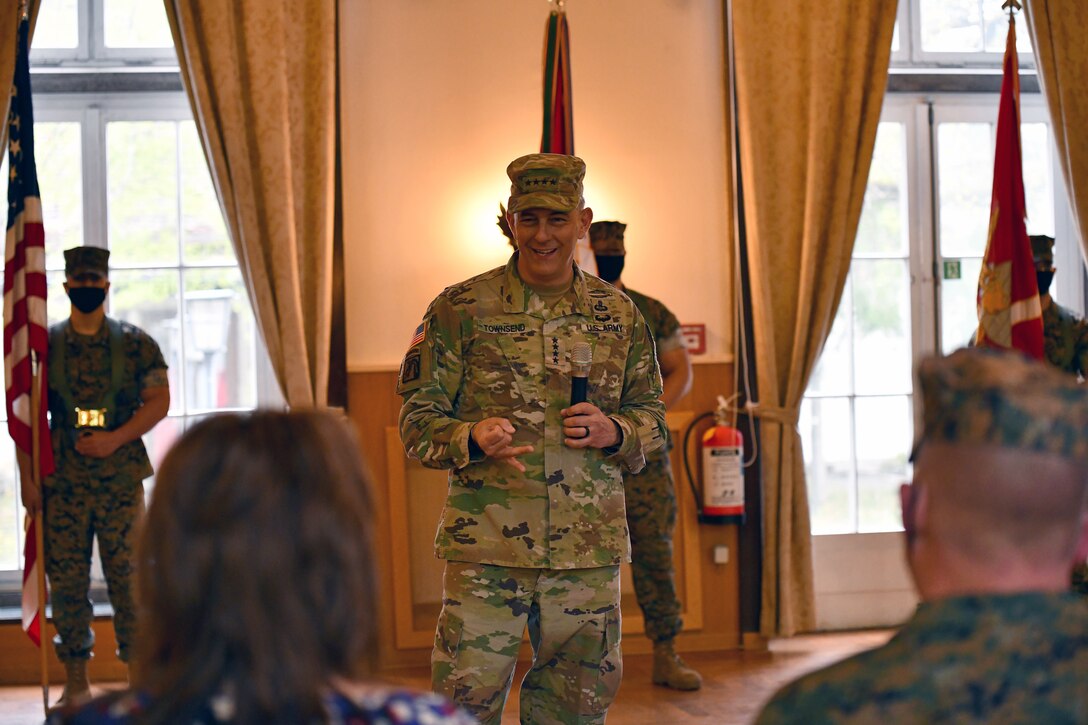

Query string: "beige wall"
[341, 0, 733, 369]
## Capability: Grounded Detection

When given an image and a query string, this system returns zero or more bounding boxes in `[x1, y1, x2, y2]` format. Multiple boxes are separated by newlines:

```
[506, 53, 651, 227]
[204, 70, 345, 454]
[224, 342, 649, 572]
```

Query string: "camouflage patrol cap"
[915, 347, 1088, 462]
[63, 246, 109, 279]
[506, 153, 585, 214]
[1030, 234, 1055, 267]
[589, 221, 627, 255]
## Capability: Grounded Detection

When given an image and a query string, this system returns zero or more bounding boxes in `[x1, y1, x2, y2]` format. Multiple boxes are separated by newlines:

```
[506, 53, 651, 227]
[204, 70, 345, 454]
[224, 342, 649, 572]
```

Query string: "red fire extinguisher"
[692, 395, 745, 524]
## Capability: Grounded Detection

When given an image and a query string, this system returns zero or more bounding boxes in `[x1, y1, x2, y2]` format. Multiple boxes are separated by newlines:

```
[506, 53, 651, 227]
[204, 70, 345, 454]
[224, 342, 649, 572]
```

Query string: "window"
[803, 3, 1077, 537]
[893, 0, 1035, 67]
[0, 1, 279, 597]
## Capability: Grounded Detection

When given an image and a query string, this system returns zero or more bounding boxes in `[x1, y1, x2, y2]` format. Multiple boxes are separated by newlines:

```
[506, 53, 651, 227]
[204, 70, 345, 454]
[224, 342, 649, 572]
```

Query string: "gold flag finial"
[1002, 0, 1021, 14]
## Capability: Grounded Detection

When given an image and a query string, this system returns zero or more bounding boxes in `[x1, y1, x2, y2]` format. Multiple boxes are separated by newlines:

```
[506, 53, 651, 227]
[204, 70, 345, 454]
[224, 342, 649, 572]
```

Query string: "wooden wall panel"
[354, 362, 742, 671]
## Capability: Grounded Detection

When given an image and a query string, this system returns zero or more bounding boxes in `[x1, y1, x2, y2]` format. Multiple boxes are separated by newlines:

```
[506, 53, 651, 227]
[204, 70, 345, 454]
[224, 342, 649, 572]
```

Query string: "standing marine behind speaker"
[589, 220, 702, 691]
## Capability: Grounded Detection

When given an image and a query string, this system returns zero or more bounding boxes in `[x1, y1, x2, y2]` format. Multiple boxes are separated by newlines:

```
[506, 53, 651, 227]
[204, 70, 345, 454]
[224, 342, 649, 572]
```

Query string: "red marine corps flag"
[974, 4, 1043, 359]
[4, 11, 54, 650]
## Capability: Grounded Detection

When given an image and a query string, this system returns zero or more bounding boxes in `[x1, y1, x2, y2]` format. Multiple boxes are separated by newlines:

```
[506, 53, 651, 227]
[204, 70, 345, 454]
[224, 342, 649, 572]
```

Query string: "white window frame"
[31, 0, 176, 67]
[891, 0, 1037, 70]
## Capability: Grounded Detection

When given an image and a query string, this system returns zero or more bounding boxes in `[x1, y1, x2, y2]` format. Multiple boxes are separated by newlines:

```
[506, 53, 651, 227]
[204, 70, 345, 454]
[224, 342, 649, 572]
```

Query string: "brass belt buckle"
[74, 407, 108, 429]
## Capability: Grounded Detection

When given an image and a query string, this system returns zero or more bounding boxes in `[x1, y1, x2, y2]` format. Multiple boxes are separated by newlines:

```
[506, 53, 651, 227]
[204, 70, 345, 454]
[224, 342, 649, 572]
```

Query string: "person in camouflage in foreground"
[589, 220, 701, 691]
[1031, 234, 1088, 595]
[19, 247, 169, 710]
[757, 347, 1088, 724]
[398, 153, 666, 725]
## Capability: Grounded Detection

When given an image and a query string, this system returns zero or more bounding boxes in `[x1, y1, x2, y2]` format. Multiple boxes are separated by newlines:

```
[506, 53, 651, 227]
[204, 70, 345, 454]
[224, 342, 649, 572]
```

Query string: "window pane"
[108, 269, 182, 415]
[179, 123, 233, 264]
[183, 269, 257, 411]
[107, 122, 179, 266]
[37, 122, 83, 270]
[0, 439, 17, 571]
[1022, 123, 1054, 237]
[856, 123, 908, 257]
[801, 397, 854, 535]
[982, 5, 1033, 54]
[808, 278, 852, 397]
[856, 396, 911, 533]
[853, 259, 912, 396]
[47, 270, 69, 325]
[31, 0, 78, 50]
[891, 21, 899, 53]
[103, 0, 174, 49]
[920, 0, 983, 53]
[938, 122, 992, 258]
[940, 256, 983, 354]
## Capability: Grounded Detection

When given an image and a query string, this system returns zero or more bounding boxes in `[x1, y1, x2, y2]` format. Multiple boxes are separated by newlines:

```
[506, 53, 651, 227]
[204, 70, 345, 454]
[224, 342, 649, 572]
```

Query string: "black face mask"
[1036, 270, 1054, 297]
[594, 255, 625, 284]
[67, 287, 106, 314]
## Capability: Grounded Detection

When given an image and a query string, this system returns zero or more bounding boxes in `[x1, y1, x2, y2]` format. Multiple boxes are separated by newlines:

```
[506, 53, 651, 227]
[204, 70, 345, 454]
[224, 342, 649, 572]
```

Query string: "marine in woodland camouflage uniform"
[1032, 234, 1088, 378]
[589, 220, 702, 691]
[43, 248, 169, 668]
[757, 348, 1088, 724]
[1031, 234, 1088, 595]
[399, 154, 666, 725]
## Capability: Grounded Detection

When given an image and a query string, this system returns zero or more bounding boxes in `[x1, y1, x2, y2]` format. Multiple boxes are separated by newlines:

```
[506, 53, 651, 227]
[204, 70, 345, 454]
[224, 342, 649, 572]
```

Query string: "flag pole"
[31, 350, 49, 714]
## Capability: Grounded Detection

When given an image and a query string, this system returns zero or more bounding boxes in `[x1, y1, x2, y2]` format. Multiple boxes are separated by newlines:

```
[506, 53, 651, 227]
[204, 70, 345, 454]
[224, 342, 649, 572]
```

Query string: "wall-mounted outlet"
[713, 544, 729, 565]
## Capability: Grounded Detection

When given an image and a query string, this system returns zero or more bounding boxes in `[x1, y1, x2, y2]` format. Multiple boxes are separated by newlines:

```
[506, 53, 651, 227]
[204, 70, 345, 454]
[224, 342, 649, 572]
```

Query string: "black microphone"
[570, 342, 591, 405]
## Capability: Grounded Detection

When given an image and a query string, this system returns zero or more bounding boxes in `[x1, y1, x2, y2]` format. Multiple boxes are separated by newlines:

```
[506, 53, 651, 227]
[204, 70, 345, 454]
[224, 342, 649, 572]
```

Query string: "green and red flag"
[540, 9, 573, 155]
[975, 13, 1043, 358]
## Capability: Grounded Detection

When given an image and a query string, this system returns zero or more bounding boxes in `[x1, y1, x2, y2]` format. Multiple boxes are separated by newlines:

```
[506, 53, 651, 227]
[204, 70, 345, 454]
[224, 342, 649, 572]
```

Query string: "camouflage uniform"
[756, 593, 1088, 724]
[759, 348, 1088, 724]
[45, 318, 168, 663]
[399, 255, 666, 724]
[622, 288, 687, 643]
[1042, 301, 1088, 378]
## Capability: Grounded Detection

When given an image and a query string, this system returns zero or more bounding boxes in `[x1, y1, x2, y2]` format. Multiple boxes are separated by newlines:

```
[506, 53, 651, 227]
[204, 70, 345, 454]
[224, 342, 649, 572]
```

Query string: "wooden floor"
[0, 631, 892, 724]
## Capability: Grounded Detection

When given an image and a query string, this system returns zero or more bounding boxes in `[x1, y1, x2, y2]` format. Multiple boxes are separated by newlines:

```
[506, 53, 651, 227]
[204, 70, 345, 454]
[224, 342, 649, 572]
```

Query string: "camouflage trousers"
[432, 561, 622, 725]
[624, 452, 683, 643]
[43, 476, 144, 663]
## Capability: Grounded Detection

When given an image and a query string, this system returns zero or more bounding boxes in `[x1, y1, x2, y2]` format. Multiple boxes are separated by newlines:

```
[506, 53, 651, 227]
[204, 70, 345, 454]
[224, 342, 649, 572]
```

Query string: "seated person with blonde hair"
[50, 410, 476, 725]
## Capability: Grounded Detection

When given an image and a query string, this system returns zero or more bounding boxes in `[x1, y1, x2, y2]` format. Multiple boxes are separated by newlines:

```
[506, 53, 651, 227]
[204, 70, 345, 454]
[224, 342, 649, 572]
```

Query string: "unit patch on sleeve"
[397, 319, 430, 393]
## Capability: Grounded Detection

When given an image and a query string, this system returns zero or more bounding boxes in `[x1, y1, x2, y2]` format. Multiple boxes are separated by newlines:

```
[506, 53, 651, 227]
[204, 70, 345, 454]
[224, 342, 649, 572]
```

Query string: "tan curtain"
[732, 3, 897, 636]
[1025, 1, 1088, 259]
[0, 0, 41, 156]
[164, 0, 336, 408]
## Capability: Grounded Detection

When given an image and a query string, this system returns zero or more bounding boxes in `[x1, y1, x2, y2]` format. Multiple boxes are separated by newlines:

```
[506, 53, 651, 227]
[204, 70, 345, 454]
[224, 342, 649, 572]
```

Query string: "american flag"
[4, 13, 54, 646]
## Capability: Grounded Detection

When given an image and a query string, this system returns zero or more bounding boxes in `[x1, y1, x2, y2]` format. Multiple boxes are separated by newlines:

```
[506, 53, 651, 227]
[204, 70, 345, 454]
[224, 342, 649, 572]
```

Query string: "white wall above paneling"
[340, 0, 733, 369]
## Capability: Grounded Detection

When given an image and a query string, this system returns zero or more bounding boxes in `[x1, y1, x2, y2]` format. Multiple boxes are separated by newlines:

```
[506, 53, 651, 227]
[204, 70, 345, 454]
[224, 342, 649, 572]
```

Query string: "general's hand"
[561, 403, 621, 449]
[75, 430, 122, 458]
[471, 417, 534, 472]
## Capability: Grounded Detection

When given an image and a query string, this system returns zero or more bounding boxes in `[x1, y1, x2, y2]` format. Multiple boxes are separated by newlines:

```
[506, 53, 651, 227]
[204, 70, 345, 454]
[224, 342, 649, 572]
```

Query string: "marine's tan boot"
[652, 640, 702, 691]
[51, 659, 91, 711]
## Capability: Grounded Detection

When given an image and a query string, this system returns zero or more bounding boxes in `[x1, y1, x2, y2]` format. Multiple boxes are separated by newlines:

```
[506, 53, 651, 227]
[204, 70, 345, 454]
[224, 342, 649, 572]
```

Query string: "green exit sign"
[943, 260, 962, 280]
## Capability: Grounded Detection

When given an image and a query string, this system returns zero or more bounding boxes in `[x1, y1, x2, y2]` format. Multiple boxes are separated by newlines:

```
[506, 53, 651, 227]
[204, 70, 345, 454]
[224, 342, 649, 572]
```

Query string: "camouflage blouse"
[398, 256, 667, 569]
[1043, 301, 1088, 378]
[757, 592, 1088, 724]
[46, 318, 168, 489]
[625, 287, 685, 355]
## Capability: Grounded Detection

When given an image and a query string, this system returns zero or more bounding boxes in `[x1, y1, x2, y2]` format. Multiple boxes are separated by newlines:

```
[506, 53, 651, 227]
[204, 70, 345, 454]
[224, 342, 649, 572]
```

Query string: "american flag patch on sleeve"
[409, 321, 426, 348]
